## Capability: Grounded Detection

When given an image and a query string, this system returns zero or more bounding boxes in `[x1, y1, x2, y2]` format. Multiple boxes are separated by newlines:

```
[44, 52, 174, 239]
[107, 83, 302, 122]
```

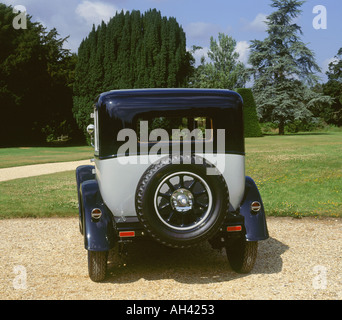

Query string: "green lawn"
[0, 132, 341, 219]
[0, 171, 77, 218]
[245, 132, 342, 218]
[0, 146, 93, 168]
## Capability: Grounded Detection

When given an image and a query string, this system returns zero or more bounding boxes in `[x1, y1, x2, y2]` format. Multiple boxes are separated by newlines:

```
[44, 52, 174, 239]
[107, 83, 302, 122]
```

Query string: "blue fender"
[240, 176, 269, 241]
[80, 179, 116, 251]
[76, 165, 95, 223]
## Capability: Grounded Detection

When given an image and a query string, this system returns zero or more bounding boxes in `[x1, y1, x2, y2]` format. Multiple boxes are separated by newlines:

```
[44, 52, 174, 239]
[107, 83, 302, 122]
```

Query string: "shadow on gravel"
[104, 237, 289, 284]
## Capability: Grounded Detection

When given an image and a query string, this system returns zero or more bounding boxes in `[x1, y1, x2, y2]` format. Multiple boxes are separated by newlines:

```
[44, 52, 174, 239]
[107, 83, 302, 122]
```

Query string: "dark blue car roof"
[95, 89, 245, 158]
[97, 88, 242, 110]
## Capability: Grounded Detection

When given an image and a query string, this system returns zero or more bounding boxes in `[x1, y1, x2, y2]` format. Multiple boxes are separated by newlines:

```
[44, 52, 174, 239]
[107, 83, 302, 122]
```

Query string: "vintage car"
[76, 89, 269, 282]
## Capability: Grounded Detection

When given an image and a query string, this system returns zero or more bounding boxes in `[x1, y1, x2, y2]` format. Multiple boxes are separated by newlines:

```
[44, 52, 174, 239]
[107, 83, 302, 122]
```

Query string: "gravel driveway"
[0, 160, 90, 182]
[0, 216, 341, 300]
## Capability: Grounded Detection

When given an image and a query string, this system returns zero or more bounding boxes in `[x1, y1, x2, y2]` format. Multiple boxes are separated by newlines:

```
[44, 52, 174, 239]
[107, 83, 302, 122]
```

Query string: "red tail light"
[119, 231, 135, 238]
[227, 226, 242, 232]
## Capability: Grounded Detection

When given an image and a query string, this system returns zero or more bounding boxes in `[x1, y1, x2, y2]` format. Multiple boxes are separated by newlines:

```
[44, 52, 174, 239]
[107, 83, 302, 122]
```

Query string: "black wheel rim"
[154, 171, 213, 231]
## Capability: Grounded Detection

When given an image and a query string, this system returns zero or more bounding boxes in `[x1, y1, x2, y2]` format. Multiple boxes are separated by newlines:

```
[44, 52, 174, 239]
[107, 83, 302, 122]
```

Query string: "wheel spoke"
[179, 174, 184, 188]
[180, 213, 185, 227]
[193, 189, 207, 196]
[187, 178, 197, 191]
[188, 210, 201, 222]
[166, 180, 176, 192]
[158, 202, 170, 211]
[195, 199, 209, 209]
[166, 210, 176, 222]
[158, 192, 171, 200]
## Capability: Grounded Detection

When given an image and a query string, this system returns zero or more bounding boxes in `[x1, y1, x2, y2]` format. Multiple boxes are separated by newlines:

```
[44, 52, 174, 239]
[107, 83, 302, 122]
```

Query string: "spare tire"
[135, 155, 229, 248]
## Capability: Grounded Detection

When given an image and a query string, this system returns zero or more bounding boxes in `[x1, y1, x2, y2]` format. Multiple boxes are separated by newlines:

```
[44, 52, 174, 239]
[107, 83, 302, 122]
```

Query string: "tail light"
[119, 231, 135, 238]
[227, 226, 242, 232]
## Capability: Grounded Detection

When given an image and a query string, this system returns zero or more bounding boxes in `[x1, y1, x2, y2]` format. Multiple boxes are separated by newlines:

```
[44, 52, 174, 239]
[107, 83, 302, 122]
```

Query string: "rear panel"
[95, 154, 245, 218]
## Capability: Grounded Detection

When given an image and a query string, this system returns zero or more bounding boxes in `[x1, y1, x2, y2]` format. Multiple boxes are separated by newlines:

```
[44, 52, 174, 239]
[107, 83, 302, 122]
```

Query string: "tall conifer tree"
[73, 9, 192, 134]
[249, 0, 331, 134]
[249, 0, 331, 135]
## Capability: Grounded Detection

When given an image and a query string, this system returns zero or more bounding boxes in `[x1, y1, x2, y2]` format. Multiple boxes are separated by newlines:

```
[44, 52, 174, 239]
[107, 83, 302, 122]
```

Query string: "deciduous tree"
[0, 3, 80, 146]
[190, 33, 248, 89]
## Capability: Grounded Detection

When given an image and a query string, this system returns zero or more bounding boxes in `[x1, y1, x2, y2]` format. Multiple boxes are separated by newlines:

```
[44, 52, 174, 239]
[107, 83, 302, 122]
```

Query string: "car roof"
[95, 88, 245, 158]
[97, 88, 242, 103]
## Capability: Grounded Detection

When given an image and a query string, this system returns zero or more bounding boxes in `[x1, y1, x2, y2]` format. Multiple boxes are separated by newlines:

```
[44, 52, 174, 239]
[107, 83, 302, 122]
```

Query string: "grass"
[0, 132, 341, 219]
[0, 171, 77, 218]
[0, 146, 93, 168]
[245, 132, 342, 218]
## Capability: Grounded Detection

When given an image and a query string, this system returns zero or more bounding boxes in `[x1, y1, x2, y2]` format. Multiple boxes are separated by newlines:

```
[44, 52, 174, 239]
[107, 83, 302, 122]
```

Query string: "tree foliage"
[190, 33, 248, 89]
[248, 0, 332, 134]
[0, 3, 80, 146]
[73, 9, 193, 134]
[322, 48, 342, 126]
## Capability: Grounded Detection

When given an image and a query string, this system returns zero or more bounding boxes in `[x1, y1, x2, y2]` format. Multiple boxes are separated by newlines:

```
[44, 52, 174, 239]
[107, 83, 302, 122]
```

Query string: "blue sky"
[2, 0, 342, 82]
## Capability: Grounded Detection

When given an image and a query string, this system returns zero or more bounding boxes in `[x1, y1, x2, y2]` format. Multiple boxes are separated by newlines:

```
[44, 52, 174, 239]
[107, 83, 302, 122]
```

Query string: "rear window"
[137, 116, 212, 142]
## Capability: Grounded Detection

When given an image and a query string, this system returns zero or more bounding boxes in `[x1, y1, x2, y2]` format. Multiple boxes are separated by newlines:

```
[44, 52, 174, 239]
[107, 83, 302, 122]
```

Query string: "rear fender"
[80, 179, 116, 251]
[240, 176, 269, 241]
[76, 165, 95, 221]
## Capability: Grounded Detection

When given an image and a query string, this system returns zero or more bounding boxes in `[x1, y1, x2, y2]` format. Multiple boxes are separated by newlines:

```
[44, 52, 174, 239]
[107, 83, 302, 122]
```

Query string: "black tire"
[88, 250, 108, 282]
[135, 155, 229, 248]
[226, 239, 258, 274]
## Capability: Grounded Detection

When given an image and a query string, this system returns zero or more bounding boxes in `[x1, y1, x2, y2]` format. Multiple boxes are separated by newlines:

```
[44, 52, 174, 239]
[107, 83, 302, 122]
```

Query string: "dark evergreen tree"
[73, 9, 193, 134]
[248, 0, 332, 135]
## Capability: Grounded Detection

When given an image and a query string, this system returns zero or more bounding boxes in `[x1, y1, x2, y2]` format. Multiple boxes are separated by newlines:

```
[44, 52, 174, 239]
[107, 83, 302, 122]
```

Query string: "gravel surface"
[0, 216, 341, 300]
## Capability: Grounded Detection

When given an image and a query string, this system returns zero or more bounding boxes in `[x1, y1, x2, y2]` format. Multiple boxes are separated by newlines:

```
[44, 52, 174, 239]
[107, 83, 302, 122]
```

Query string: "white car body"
[95, 154, 245, 219]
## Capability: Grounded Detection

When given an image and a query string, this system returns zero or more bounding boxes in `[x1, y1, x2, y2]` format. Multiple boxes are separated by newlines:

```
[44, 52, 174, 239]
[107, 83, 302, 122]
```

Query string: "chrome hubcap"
[171, 188, 194, 212]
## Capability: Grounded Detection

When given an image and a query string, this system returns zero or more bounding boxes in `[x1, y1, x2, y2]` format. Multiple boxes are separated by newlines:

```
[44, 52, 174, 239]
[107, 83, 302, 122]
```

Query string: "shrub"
[285, 118, 326, 133]
[260, 122, 279, 134]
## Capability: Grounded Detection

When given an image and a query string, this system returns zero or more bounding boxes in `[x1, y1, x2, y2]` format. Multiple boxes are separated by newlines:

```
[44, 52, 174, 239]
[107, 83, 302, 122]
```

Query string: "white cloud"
[242, 13, 268, 32]
[235, 41, 250, 65]
[76, 1, 123, 26]
[189, 41, 250, 67]
[322, 57, 339, 74]
[188, 46, 209, 66]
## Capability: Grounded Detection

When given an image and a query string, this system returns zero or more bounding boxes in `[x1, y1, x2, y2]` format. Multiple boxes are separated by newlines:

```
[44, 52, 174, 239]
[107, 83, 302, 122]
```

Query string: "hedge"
[235, 88, 263, 137]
